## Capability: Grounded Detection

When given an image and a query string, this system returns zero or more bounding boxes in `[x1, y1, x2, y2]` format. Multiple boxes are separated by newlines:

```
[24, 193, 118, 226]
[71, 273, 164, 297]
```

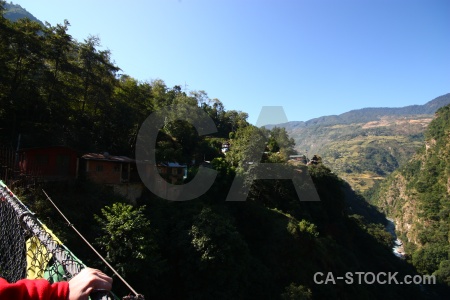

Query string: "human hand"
[68, 268, 113, 300]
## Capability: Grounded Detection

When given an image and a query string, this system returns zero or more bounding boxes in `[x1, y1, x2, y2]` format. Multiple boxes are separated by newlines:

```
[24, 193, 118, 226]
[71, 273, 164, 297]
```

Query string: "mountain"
[2, 2, 44, 26]
[270, 93, 450, 192]
[0, 3, 448, 298]
[275, 93, 450, 130]
[367, 104, 450, 287]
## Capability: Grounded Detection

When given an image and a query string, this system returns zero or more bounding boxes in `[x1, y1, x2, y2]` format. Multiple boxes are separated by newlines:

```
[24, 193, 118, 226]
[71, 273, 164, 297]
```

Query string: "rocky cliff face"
[369, 105, 450, 284]
[379, 171, 426, 247]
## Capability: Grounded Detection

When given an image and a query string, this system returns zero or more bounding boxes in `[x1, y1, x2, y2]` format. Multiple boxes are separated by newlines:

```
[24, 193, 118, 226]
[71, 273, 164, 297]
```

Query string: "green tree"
[108, 75, 154, 154]
[95, 203, 160, 276]
[181, 206, 251, 299]
[3, 18, 46, 144]
[225, 109, 249, 132]
[281, 283, 312, 300]
[434, 260, 450, 285]
[226, 125, 266, 170]
[94, 203, 164, 297]
[412, 244, 448, 275]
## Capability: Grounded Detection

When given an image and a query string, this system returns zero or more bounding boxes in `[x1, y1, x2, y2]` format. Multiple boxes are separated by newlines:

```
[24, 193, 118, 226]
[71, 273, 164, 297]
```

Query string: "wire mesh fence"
[0, 187, 27, 283]
[0, 180, 85, 283]
[0, 176, 144, 299]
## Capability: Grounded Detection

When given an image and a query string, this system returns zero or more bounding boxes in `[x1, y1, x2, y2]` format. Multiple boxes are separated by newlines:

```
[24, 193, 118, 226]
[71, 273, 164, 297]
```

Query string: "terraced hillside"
[317, 115, 431, 192]
[272, 94, 450, 192]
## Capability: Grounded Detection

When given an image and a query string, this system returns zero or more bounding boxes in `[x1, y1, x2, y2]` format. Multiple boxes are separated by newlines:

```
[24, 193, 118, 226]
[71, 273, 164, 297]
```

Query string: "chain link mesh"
[0, 181, 84, 283]
[0, 181, 143, 300]
[0, 191, 27, 282]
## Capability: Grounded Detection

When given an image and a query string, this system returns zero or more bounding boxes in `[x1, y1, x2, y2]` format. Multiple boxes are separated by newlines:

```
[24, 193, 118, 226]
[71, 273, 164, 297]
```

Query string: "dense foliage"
[0, 2, 249, 160]
[19, 164, 446, 299]
[2, 3, 449, 299]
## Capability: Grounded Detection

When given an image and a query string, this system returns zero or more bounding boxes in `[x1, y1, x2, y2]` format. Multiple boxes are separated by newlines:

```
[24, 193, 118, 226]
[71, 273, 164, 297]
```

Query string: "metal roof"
[81, 153, 135, 163]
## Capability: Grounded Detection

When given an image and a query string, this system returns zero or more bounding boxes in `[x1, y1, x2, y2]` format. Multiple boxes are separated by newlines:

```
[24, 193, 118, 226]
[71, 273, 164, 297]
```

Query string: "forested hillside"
[1, 2, 449, 299]
[368, 104, 450, 289]
[0, 2, 250, 163]
[19, 163, 440, 299]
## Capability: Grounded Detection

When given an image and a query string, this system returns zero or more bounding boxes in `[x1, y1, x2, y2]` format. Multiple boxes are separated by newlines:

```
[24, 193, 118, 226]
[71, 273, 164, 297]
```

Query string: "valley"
[276, 94, 450, 192]
[1, 2, 449, 298]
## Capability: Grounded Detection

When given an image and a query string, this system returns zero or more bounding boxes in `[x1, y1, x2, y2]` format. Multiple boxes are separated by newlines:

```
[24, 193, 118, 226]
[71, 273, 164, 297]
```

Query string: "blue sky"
[12, 0, 450, 125]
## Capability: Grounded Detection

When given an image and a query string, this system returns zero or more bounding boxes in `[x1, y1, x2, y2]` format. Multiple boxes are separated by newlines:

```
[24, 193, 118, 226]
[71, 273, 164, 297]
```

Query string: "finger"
[92, 279, 113, 291]
[80, 268, 113, 291]
[93, 270, 113, 285]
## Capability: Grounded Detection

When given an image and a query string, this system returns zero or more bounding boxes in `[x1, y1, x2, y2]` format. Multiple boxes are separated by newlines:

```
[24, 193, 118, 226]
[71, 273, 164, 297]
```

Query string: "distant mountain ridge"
[272, 93, 450, 129]
[271, 93, 450, 192]
[3, 2, 44, 26]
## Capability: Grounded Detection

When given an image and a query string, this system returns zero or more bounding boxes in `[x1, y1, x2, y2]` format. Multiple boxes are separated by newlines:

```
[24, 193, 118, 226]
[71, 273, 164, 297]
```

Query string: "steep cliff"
[369, 105, 450, 285]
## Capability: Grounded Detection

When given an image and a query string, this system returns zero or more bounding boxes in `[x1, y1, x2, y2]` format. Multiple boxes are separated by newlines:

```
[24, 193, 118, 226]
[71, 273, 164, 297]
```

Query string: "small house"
[289, 154, 308, 164]
[221, 142, 230, 154]
[138, 161, 187, 200]
[18, 146, 78, 181]
[157, 162, 187, 184]
[81, 153, 137, 184]
[80, 153, 143, 203]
